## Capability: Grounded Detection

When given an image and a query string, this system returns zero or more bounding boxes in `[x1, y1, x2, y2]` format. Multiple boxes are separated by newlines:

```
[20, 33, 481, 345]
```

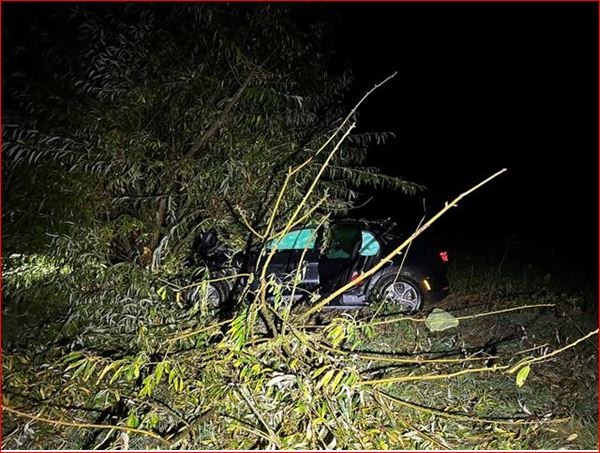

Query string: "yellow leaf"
[317, 369, 335, 390]
[516, 365, 531, 387]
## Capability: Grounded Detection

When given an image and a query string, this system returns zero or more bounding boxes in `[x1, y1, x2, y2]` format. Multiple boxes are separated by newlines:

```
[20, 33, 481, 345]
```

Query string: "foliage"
[2, 4, 596, 451]
[3, 3, 420, 267]
[3, 254, 597, 449]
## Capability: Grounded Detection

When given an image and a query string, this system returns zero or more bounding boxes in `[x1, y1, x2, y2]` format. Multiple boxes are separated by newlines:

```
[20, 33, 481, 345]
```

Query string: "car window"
[359, 231, 380, 256]
[325, 223, 362, 259]
[266, 228, 317, 251]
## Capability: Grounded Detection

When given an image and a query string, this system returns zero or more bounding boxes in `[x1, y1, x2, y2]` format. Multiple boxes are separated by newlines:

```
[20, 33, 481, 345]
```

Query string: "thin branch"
[254, 73, 398, 308]
[185, 70, 255, 159]
[234, 206, 265, 239]
[507, 328, 599, 373]
[378, 390, 569, 426]
[256, 124, 355, 298]
[368, 303, 555, 326]
[235, 387, 281, 448]
[2, 405, 169, 445]
[358, 364, 510, 386]
[291, 71, 397, 175]
[314, 342, 497, 365]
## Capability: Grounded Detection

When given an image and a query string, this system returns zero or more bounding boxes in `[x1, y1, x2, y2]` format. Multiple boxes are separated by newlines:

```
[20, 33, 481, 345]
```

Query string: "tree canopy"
[3, 4, 422, 449]
[4, 3, 419, 267]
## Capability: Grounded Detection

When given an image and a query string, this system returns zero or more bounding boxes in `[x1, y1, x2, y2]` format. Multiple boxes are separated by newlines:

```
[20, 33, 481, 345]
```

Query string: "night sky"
[327, 3, 597, 273]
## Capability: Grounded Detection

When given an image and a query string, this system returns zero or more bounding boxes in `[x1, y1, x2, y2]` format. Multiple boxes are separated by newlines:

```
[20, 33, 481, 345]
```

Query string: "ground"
[352, 245, 598, 450]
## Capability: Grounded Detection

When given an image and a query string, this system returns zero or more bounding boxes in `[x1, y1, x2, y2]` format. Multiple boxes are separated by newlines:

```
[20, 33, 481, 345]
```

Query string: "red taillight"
[439, 251, 449, 263]
[350, 271, 365, 285]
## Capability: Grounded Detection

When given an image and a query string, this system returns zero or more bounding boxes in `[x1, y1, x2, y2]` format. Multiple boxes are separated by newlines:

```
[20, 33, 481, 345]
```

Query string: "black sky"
[326, 2, 597, 272]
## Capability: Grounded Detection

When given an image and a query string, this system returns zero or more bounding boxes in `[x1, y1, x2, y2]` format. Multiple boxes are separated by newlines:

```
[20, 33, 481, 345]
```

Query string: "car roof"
[289, 219, 398, 235]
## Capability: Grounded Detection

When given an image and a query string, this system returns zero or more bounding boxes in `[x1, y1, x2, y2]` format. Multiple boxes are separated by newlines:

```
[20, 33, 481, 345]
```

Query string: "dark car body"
[194, 219, 449, 311]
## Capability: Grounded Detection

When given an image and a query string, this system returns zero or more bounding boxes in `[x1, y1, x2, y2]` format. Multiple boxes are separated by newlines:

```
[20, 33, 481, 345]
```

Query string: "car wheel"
[371, 273, 423, 313]
[206, 282, 224, 307]
[187, 281, 227, 309]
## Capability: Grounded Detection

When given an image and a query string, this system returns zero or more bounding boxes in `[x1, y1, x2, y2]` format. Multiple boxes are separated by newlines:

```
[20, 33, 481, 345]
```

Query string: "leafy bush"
[2, 4, 596, 450]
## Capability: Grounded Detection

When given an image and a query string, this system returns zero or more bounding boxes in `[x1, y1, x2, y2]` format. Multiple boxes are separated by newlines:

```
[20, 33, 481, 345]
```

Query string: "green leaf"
[146, 412, 160, 429]
[82, 361, 97, 382]
[139, 375, 155, 398]
[97, 360, 123, 383]
[326, 324, 345, 347]
[155, 361, 166, 384]
[329, 369, 345, 393]
[109, 363, 127, 385]
[65, 357, 87, 372]
[425, 308, 459, 332]
[126, 411, 139, 428]
[317, 369, 335, 391]
[516, 365, 531, 387]
[63, 351, 84, 363]
[168, 368, 177, 385]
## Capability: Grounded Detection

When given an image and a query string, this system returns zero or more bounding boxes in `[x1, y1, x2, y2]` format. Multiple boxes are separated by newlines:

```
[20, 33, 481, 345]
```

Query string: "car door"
[318, 222, 363, 294]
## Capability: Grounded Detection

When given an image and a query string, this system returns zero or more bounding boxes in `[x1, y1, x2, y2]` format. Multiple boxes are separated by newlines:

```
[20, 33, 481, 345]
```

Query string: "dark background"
[328, 3, 597, 277]
[3, 3, 597, 278]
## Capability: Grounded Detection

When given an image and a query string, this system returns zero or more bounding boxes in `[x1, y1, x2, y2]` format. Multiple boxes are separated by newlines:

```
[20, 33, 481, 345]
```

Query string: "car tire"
[369, 271, 424, 313]
[186, 281, 228, 309]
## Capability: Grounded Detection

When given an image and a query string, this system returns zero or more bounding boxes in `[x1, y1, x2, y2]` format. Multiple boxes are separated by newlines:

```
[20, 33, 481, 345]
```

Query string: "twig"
[254, 73, 397, 313]
[507, 328, 599, 373]
[374, 391, 449, 448]
[2, 405, 169, 445]
[314, 341, 497, 365]
[378, 390, 569, 426]
[255, 124, 355, 304]
[368, 213, 426, 323]
[358, 364, 509, 386]
[235, 387, 281, 448]
[369, 303, 555, 326]
[234, 206, 265, 239]
[185, 70, 255, 159]
[291, 72, 397, 175]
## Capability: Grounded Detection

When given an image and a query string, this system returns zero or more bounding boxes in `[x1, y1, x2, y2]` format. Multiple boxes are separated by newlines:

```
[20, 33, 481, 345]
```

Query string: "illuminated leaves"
[515, 365, 532, 387]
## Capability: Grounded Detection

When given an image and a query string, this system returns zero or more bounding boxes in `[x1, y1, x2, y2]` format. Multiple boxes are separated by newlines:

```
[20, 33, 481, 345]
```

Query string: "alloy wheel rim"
[384, 281, 420, 311]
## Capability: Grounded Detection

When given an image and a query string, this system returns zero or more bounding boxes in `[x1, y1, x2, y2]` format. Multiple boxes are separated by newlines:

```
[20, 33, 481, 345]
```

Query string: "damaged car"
[189, 219, 449, 312]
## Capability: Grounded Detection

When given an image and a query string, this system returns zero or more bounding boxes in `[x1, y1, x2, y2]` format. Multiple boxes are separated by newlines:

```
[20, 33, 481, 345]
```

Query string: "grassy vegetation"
[3, 245, 597, 450]
[345, 248, 598, 450]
